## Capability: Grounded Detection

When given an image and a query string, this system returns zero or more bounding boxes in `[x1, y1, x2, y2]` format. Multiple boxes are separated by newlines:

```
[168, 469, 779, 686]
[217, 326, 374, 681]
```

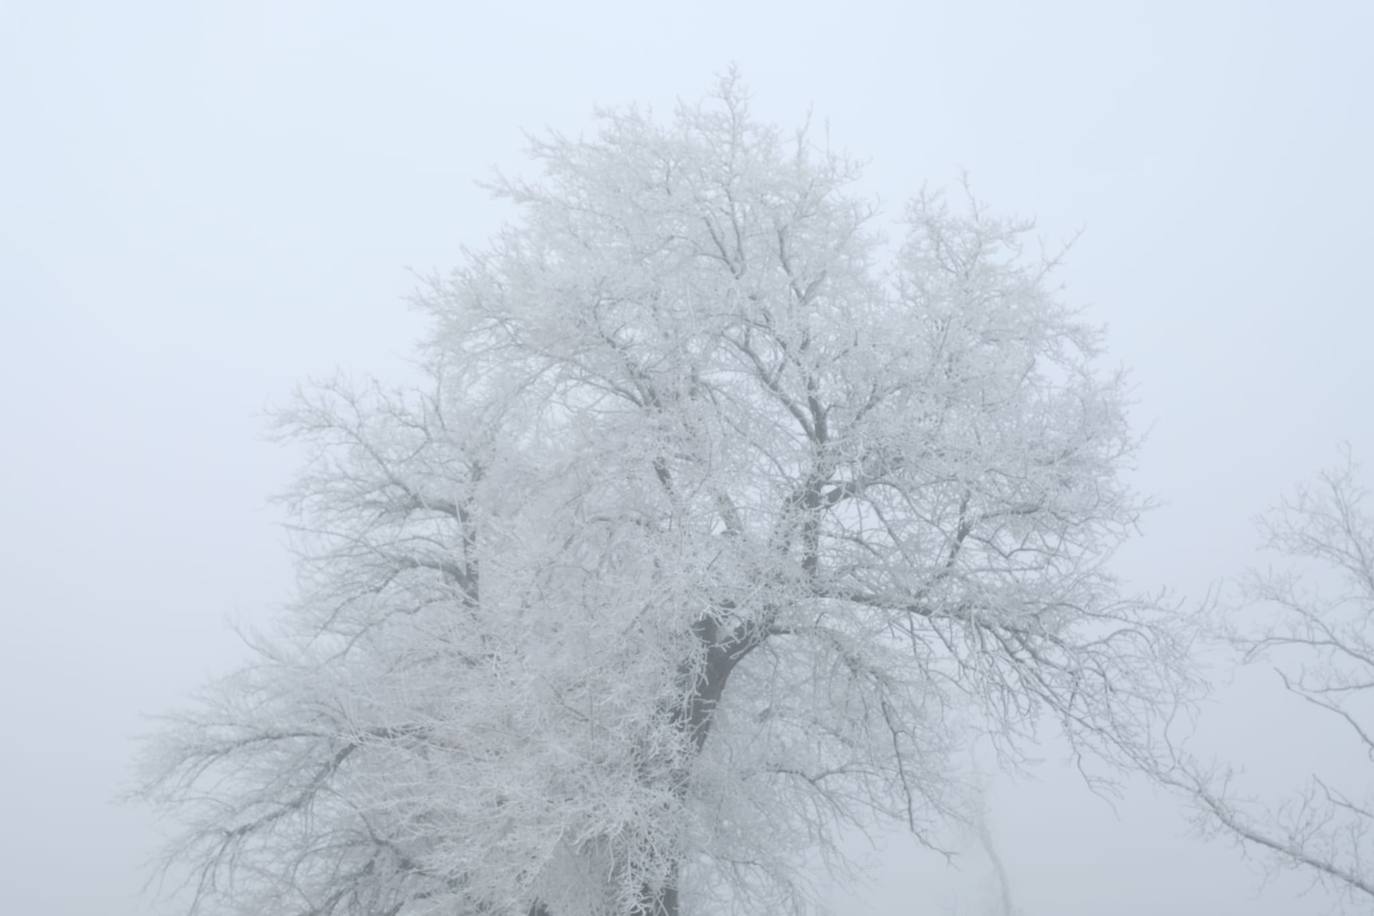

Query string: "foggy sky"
[2, 1, 1371, 913]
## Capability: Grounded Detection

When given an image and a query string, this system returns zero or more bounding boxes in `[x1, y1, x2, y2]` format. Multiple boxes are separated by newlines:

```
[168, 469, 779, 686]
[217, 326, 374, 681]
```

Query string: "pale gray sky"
[2, 2, 1371, 914]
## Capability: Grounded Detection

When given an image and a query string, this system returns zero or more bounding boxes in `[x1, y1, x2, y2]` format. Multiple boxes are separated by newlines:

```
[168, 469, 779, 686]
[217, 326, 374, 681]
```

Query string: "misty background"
[2, 1, 1370, 913]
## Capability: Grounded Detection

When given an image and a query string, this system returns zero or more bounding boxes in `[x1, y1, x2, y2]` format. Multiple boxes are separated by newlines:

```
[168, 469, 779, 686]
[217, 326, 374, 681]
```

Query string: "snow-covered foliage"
[137, 74, 1190, 916]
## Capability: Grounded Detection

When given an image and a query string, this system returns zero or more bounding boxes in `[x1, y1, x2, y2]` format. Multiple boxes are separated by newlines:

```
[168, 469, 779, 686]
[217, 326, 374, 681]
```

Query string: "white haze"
[1, 1, 1370, 914]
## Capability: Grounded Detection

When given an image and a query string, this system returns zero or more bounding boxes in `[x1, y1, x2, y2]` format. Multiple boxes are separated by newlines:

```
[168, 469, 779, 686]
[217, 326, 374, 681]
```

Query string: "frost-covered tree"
[137, 74, 1190, 916]
[1168, 450, 1374, 904]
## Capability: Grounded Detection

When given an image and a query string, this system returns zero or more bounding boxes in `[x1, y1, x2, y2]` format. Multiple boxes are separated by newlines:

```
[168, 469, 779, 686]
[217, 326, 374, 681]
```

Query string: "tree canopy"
[138, 74, 1191, 916]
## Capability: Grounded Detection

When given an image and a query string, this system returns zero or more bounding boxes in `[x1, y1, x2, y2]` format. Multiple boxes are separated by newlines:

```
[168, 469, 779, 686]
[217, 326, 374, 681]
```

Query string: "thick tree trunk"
[676, 614, 756, 751]
[531, 615, 761, 916]
[632, 616, 759, 915]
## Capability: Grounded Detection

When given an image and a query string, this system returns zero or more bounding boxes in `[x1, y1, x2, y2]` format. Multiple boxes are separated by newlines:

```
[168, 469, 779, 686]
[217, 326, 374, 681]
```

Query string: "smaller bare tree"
[1167, 448, 1374, 903]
